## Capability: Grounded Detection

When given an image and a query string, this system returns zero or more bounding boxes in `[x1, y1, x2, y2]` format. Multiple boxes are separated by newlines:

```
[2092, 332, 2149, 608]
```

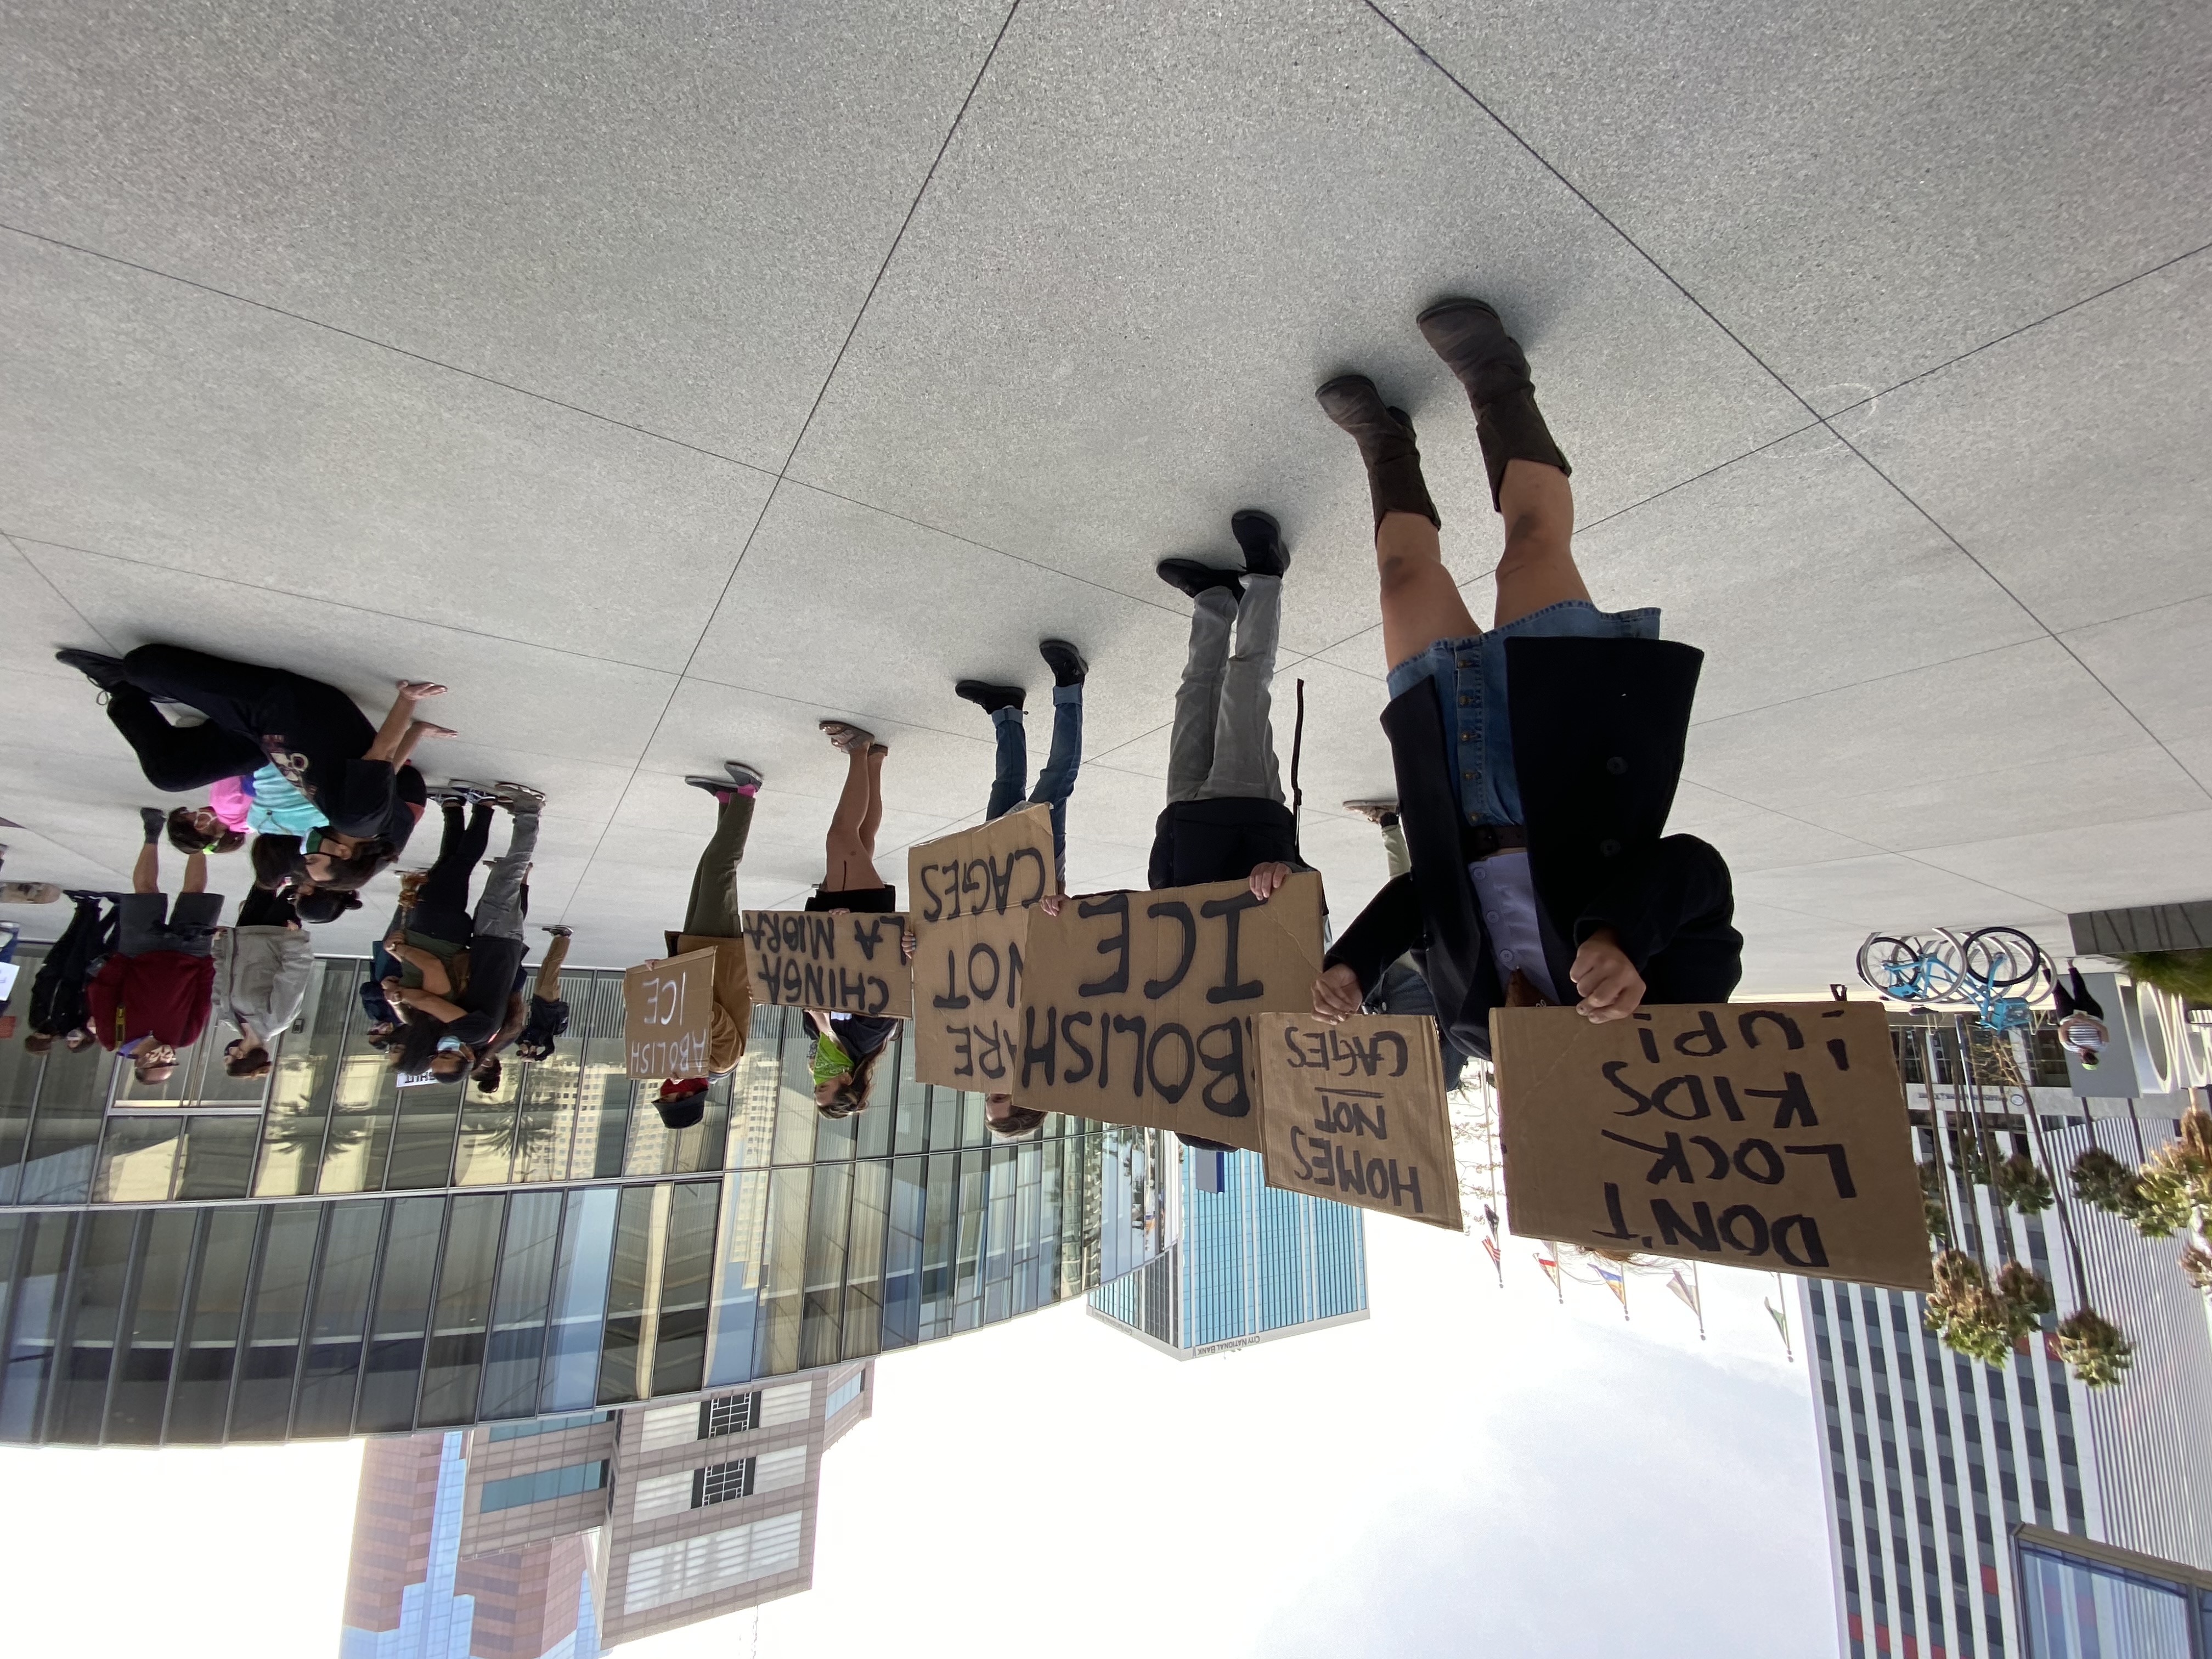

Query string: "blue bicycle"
[1856, 927, 2052, 1030]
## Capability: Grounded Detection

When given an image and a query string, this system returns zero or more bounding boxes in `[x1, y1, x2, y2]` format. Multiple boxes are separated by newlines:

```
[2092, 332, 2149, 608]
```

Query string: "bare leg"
[533, 931, 572, 1001]
[1377, 512, 1483, 669]
[182, 851, 208, 896]
[1491, 460, 1587, 627]
[859, 746, 886, 849]
[823, 744, 882, 890]
[390, 716, 456, 770]
[132, 842, 160, 895]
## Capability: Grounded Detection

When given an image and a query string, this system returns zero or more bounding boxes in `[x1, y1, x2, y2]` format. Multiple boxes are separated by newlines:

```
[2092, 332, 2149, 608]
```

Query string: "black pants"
[29, 895, 115, 1035]
[105, 684, 266, 793]
[413, 800, 494, 942]
[2053, 966, 2104, 1022]
[235, 887, 300, 929]
[114, 644, 375, 789]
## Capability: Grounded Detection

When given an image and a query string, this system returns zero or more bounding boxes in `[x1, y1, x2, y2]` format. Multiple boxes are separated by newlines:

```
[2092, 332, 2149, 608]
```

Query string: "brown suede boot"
[1314, 375, 1441, 531]
[1417, 297, 1571, 511]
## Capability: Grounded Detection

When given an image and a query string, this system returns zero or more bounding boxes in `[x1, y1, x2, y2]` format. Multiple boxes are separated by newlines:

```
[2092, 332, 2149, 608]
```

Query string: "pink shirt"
[208, 775, 252, 833]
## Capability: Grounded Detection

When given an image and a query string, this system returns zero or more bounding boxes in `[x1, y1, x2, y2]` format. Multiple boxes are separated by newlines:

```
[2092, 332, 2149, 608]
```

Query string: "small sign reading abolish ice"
[622, 949, 718, 1081]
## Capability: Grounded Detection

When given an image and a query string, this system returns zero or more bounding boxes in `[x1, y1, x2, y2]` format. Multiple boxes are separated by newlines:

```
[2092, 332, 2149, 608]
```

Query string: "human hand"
[1311, 963, 1362, 1024]
[385, 930, 407, 952]
[1040, 893, 1064, 918]
[900, 930, 917, 963]
[1570, 928, 1645, 1022]
[1249, 861, 1293, 901]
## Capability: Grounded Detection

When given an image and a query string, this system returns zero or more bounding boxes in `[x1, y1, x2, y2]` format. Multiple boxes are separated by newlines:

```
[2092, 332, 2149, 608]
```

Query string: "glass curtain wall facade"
[1805, 1107, 2212, 1659]
[1088, 1143, 1367, 1358]
[0, 953, 1166, 1446]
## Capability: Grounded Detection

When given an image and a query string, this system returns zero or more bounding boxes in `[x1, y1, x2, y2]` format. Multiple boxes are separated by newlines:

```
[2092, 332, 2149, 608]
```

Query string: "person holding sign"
[955, 638, 1088, 884]
[1311, 298, 1740, 1055]
[646, 762, 769, 1128]
[1149, 509, 1310, 900]
[810, 721, 897, 916]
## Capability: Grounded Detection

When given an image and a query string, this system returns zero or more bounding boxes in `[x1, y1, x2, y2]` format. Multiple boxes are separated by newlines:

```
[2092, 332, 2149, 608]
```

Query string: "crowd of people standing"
[18, 297, 1745, 1143]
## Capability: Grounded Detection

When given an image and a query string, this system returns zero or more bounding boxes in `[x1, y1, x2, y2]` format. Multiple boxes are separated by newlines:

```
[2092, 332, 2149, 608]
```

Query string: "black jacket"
[1325, 636, 1741, 1058]
[1147, 798, 1307, 889]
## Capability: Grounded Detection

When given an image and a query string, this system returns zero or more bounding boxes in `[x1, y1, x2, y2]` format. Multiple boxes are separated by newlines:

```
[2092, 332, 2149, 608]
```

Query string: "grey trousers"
[685, 792, 755, 939]
[1166, 574, 1283, 804]
[473, 809, 539, 944]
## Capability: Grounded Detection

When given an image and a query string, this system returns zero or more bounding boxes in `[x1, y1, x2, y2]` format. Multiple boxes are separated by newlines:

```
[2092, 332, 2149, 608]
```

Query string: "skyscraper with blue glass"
[1087, 1144, 1367, 1359]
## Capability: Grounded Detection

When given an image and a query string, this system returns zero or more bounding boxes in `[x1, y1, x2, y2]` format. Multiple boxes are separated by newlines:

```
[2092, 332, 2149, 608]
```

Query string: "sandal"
[396, 680, 448, 699]
[818, 720, 876, 754]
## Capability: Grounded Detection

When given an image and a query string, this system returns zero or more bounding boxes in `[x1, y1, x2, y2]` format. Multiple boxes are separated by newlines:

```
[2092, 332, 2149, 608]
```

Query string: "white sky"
[0, 1221, 1836, 1659]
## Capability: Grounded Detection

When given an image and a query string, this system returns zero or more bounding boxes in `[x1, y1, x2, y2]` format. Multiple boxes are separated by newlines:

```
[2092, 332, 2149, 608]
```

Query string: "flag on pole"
[1482, 1204, 1500, 1238]
[1535, 1252, 1561, 1293]
[1480, 1235, 1500, 1268]
[1667, 1269, 1700, 1316]
[1765, 1297, 1792, 1356]
[1595, 1261, 1628, 1308]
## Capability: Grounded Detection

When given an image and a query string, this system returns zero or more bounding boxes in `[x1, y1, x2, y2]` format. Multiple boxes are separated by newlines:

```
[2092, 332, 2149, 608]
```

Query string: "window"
[703, 1391, 759, 1438]
[824, 1372, 863, 1419]
[695, 1458, 753, 1506]
[480, 1460, 607, 1513]
[488, 1410, 612, 1442]
[759, 1381, 809, 1426]
[622, 1513, 804, 1614]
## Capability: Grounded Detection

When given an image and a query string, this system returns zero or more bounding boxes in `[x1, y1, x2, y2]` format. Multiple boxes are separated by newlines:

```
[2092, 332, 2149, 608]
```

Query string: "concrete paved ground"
[2, 1, 2208, 990]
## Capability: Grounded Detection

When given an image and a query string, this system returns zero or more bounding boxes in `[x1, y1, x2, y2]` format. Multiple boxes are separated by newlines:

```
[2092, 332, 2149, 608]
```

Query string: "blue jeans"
[988, 684, 1082, 880]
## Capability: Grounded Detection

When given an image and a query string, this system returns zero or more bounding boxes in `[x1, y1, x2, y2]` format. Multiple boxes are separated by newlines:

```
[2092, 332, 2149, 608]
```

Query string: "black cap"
[656, 1096, 706, 1130]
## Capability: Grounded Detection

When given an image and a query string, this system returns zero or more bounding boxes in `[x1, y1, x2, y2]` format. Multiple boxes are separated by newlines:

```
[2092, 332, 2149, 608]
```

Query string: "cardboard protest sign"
[1491, 1002, 1929, 1290]
[907, 805, 1056, 1088]
[1256, 1013, 1463, 1231]
[740, 910, 912, 1018]
[1012, 872, 1325, 1150]
[622, 948, 718, 1080]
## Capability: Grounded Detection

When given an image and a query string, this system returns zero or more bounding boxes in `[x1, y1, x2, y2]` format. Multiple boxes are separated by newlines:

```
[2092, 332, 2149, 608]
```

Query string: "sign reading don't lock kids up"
[741, 910, 912, 1018]
[907, 805, 1055, 1090]
[1492, 1001, 1929, 1291]
[1013, 872, 1325, 1150]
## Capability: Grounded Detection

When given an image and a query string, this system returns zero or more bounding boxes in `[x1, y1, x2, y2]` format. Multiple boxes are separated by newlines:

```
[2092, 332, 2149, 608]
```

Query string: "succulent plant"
[1994, 1152, 2055, 1214]
[2055, 1308, 2134, 1389]
[2069, 1148, 2140, 1214]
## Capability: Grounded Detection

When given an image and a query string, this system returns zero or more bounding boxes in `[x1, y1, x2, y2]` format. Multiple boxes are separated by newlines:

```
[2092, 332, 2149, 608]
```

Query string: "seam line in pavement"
[0, 221, 779, 477]
[562, 0, 1026, 922]
[5, 533, 122, 657]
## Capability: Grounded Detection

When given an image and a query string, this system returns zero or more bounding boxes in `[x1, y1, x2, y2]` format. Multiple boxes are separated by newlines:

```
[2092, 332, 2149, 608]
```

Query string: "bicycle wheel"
[1859, 935, 1936, 1000]
[1961, 927, 2047, 994]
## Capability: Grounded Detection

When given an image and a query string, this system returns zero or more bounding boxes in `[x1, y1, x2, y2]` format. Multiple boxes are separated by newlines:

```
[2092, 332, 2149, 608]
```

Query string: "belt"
[1464, 823, 1528, 859]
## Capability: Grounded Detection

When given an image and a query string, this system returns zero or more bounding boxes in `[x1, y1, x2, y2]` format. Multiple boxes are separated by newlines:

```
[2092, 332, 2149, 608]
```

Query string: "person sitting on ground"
[58, 644, 452, 889]
[86, 809, 225, 1085]
[24, 890, 115, 1054]
[654, 763, 768, 1128]
[2052, 963, 2109, 1068]
[214, 884, 315, 1079]
[512, 924, 574, 1064]
[954, 638, 1088, 889]
[1148, 509, 1311, 907]
[1311, 298, 1740, 1053]
[382, 785, 543, 1081]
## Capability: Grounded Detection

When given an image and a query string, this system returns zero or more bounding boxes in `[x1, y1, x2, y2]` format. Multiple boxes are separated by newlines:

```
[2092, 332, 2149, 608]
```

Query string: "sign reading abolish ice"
[622, 948, 718, 1081]
[1492, 1001, 1929, 1291]
[907, 805, 1056, 1090]
[740, 909, 912, 1017]
[1256, 1012, 1463, 1231]
[1013, 871, 1325, 1150]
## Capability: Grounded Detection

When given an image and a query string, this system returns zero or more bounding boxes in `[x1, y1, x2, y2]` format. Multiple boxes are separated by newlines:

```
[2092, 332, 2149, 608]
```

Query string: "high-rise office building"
[1088, 1142, 1367, 1359]
[1804, 1109, 2212, 1659]
[342, 1359, 872, 1656]
[0, 953, 1166, 1446]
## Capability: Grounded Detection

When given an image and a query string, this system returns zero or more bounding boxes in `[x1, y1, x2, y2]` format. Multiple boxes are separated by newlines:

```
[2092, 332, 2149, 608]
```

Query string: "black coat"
[1326, 636, 1741, 1058]
[1147, 797, 1306, 889]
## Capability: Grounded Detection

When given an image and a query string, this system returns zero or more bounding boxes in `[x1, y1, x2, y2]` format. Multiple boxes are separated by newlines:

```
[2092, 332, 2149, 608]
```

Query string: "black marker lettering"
[1784, 1143, 1857, 1199]
[1144, 900, 1197, 998]
[1200, 891, 1265, 1003]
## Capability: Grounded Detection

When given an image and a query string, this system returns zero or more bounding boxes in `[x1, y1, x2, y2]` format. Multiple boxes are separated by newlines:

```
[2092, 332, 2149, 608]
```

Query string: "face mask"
[811, 1034, 852, 1088]
[436, 1036, 464, 1054]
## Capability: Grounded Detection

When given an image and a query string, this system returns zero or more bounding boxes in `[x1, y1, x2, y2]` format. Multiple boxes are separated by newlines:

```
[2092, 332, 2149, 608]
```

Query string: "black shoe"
[1156, 558, 1245, 600]
[1314, 375, 1440, 531]
[1037, 639, 1087, 688]
[956, 680, 1026, 715]
[139, 806, 166, 843]
[723, 760, 765, 792]
[1229, 509, 1290, 579]
[57, 649, 130, 691]
[685, 776, 736, 802]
